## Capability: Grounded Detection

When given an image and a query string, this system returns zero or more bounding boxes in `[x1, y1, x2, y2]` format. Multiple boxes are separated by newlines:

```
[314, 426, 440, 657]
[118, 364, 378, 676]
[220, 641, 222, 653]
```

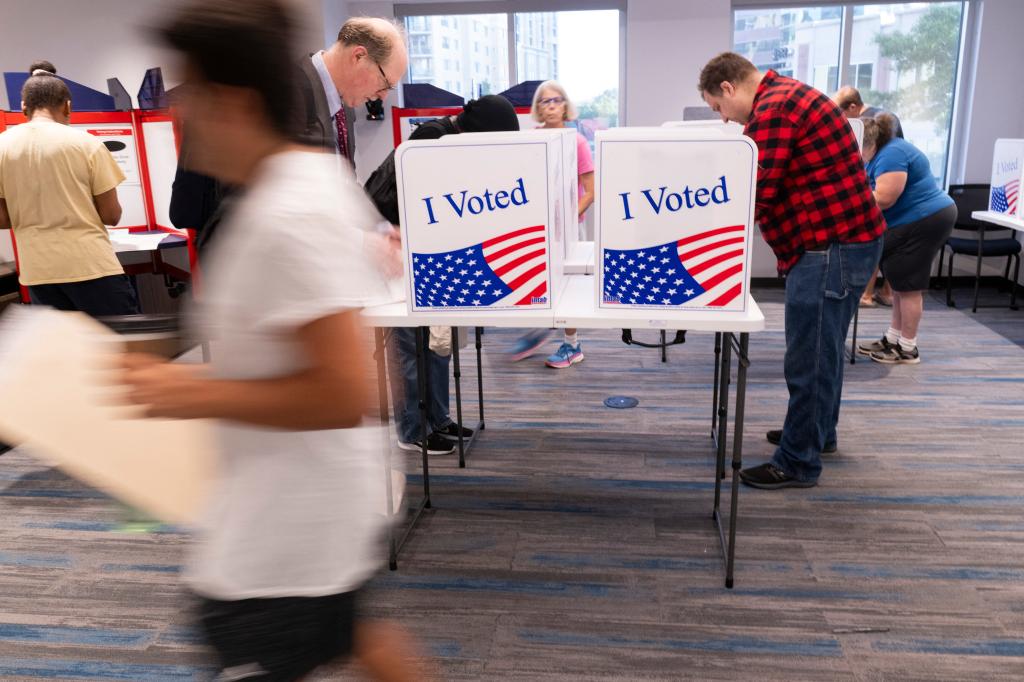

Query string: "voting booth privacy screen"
[989, 139, 1023, 219]
[396, 130, 568, 313]
[595, 129, 757, 312]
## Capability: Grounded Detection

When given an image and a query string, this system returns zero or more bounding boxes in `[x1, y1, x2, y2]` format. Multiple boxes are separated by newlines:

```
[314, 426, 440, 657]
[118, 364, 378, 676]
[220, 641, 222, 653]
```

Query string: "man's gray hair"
[337, 17, 405, 65]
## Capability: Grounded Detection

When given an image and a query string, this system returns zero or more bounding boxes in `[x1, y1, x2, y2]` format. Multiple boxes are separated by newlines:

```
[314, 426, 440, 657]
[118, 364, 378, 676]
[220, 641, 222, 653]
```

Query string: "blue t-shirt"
[866, 138, 953, 228]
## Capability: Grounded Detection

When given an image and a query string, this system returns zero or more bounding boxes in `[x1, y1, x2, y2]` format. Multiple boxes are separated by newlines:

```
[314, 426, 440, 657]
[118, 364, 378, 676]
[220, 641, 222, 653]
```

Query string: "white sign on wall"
[595, 129, 757, 312]
[395, 131, 567, 313]
[989, 138, 1023, 216]
[76, 123, 147, 229]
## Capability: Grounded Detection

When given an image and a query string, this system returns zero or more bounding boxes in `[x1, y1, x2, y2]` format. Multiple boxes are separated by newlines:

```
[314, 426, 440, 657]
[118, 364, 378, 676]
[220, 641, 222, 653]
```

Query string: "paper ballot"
[0, 307, 217, 525]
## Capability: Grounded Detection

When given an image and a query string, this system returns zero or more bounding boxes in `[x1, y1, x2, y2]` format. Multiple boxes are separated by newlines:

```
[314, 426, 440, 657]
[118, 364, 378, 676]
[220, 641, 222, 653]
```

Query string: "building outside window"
[401, 9, 620, 150]
[733, 3, 966, 184]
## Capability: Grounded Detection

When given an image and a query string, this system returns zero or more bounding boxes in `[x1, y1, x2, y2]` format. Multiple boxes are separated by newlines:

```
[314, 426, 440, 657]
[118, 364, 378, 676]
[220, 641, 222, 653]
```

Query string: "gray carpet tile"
[0, 285, 1022, 680]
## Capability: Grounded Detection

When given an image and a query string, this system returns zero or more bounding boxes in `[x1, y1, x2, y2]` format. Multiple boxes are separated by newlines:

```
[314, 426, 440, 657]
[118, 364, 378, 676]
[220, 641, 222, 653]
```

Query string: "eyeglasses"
[539, 96, 565, 108]
[375, 62, 395, 94]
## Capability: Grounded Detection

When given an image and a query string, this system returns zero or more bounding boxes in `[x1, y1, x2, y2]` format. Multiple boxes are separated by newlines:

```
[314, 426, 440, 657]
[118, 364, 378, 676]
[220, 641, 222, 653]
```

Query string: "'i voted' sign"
[989, 139, 1024, 217]
[395, 131, 566, 312]
[595, 129, 757, 312]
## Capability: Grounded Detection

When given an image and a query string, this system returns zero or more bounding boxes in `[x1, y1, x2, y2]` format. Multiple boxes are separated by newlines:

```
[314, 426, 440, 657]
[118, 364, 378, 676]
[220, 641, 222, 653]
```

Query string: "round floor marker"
[604, 396, 639, 409]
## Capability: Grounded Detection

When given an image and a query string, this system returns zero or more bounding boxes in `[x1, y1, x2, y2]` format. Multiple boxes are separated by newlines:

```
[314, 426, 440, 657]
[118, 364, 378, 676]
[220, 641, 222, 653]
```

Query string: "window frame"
[395, 0, 627, 125]
[731, 0, 977, 188]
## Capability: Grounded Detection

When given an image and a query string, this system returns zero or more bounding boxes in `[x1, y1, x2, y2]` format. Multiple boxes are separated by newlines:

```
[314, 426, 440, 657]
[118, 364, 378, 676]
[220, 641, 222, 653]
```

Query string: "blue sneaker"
[510, 329, 551, 362]
[545, 342, 584, 369]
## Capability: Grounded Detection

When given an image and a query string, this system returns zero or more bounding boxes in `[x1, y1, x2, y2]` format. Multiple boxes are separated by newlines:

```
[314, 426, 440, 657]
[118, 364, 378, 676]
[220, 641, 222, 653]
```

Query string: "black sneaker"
[857, 336, 892, 356]
[739, 462, 817, 490]
[398, 432, 455, 455]
[870, 344, 920, 365]
[436, 422, 474, 441]
[766, 430, 837, 453]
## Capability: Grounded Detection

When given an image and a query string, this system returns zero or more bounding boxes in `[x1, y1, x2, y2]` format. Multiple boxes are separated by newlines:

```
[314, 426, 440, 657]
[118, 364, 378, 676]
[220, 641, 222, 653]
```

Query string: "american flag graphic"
[991, 179, 1019, 214]
[411, 225, 548, 308]
[602, 224, 746, 307]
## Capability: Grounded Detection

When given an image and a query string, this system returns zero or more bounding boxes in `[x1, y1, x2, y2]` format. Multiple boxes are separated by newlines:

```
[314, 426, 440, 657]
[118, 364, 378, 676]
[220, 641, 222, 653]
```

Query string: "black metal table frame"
[375, 325, 751, 588]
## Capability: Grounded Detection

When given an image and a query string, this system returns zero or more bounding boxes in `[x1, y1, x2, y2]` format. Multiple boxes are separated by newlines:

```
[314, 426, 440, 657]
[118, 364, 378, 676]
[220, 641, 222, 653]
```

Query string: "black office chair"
[937, 184, 1021, 312]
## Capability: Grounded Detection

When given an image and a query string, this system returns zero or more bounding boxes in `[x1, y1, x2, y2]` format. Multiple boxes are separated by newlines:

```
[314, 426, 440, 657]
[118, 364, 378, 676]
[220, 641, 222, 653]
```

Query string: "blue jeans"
[771, 238, 882, 482]
[386, 327, 452, 443]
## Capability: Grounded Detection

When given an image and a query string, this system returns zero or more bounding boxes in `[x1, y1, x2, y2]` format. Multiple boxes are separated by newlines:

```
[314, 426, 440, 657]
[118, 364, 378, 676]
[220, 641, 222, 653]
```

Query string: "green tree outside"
[866, 4, 962, 136]
[576, 87, 619, 128]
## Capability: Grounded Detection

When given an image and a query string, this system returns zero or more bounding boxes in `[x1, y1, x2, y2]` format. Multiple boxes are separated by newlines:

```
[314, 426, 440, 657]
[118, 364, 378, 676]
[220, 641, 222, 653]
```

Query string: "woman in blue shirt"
[857, 115, 957, 365]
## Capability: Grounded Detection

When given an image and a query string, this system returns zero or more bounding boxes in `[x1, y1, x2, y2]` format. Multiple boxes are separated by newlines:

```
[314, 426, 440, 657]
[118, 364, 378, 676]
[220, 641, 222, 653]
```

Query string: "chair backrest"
[948, 183, 1008, 233]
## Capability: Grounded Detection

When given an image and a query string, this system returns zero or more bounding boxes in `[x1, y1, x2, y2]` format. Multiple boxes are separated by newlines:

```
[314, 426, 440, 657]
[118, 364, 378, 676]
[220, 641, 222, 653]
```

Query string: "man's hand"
[364, 225, 403, 279]
[119, 353, 209, 419]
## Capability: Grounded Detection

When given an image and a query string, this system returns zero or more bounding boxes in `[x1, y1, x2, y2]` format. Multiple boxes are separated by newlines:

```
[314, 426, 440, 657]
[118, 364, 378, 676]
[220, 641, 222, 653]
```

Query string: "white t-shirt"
[187, 149, 391, 600]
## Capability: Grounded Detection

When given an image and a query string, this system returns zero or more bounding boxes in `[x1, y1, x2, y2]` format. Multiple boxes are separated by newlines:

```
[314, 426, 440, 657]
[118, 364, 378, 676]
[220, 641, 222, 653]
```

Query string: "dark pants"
[28, 274, 140, 317]
[772, 238, 882, 482]
[386, 327, 452, 443]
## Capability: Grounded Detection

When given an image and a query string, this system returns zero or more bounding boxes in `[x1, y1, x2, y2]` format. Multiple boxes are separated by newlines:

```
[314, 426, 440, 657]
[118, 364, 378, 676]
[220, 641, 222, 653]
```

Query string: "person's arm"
[578, 171, 595, 217]
[744, 108, 798, 214]
[0, 199, 10, 230]
[121, 309, 369, 430]
[872, 171, 907, 211]
[93, 188, 122, 226]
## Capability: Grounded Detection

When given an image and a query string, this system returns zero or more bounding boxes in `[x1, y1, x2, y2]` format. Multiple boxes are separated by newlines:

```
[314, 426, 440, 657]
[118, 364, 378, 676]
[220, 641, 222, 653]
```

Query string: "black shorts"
[880, 203, 957, 291]
[28, 274, 140, 317]
[197, 589, 360, 681]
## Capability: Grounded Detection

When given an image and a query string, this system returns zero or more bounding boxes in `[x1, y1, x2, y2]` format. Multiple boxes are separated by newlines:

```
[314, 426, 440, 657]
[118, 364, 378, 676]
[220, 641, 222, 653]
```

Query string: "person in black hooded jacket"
[365, 95, 519, 454]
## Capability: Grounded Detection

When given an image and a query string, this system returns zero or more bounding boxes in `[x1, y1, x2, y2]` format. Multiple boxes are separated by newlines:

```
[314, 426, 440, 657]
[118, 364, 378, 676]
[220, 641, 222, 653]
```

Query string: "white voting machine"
[989, 139, 1023, 218]
[395, 130, 573, 313]
[594, 127, 757, 313]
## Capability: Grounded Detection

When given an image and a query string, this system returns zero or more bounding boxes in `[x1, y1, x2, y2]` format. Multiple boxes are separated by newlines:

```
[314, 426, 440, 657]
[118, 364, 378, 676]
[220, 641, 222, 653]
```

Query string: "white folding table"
[361, 274, 765, 587]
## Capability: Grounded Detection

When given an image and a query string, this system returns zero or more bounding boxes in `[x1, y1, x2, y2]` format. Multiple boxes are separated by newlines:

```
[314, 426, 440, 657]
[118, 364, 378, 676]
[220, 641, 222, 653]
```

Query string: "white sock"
[564, 332, 579, 347]
[899, 335, 917, 352]
[885, 327, 900, 345]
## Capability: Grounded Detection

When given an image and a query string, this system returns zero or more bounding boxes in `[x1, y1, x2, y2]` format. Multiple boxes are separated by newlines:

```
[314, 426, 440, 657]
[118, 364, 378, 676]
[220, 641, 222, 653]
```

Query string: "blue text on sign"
[619, 175, 730, 220]
[423, 178, 529, 224]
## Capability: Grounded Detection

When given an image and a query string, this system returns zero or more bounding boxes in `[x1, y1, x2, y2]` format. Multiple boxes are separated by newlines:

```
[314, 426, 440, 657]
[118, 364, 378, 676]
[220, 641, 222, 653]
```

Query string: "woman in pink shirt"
[511, 80, 595, 368]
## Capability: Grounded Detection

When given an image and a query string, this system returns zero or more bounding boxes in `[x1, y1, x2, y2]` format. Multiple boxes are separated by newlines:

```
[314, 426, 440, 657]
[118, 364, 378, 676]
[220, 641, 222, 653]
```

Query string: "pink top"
[576, 132, 594, 221]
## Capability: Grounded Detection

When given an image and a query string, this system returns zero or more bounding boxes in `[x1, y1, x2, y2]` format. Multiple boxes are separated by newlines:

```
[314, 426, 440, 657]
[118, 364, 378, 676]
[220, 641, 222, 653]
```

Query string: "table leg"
[452, 327, 466, 469]
[714, 334, 732, 488]
[711, 333, 722, 438]
[475, 327, 486, 430]
[415, 327, 432, 508]
[725, 332, 750, 589]
[374, 328, 399, 570]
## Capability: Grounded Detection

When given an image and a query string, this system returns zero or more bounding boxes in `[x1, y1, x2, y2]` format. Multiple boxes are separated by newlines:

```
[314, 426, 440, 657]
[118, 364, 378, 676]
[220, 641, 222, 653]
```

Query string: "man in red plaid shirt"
[699, 52, 885, 490]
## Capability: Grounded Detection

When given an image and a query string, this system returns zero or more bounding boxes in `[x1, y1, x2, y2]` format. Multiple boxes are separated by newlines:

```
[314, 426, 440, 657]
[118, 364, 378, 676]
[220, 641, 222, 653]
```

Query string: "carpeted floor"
[0, 285, 1021, 680]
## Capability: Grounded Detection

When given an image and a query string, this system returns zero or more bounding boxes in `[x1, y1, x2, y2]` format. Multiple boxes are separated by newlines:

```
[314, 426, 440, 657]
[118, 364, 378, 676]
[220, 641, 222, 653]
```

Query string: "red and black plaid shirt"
[744, 70, 885, 274]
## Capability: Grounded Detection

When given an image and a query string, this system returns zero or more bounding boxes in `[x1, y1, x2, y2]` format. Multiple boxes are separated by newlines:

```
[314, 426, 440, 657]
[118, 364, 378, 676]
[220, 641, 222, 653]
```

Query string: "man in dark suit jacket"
[296, 17, 408, 164]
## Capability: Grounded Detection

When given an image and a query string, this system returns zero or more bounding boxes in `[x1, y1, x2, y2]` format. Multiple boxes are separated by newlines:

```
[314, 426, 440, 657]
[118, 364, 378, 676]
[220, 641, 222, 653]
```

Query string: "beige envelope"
[0, 308, 217, 525]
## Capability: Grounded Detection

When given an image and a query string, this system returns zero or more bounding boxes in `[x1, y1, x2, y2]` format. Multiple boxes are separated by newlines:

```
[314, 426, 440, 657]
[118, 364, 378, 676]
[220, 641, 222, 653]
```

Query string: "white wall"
[623, 0, 730, 126]
[0, 0, 330, 111]
[951, 0, 1024, 285]
[0, 0, 171, 112]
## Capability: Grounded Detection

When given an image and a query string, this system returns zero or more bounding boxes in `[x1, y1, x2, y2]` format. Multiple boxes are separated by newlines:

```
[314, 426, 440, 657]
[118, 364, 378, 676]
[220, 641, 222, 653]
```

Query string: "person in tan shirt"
[0, 70, 138, 316]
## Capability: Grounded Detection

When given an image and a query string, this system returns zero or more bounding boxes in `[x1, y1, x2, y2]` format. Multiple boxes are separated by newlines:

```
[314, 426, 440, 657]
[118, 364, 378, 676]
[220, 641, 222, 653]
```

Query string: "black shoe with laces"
[857, 336, 892, 356]
[398, 432, 455, 455]
[436, 422, 474, 441]
[870, 344, 921, 365]
[766, 430, 837, 453]
[739, 462, 817, 490]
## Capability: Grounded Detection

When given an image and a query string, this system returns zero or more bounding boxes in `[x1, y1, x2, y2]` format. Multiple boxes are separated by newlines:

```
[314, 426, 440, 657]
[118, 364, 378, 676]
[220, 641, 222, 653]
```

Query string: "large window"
[515, 10, 620, 143]
[733, 3, 966, 185]
[401, 8, 621, 143]
[403, 13, 509, 99]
